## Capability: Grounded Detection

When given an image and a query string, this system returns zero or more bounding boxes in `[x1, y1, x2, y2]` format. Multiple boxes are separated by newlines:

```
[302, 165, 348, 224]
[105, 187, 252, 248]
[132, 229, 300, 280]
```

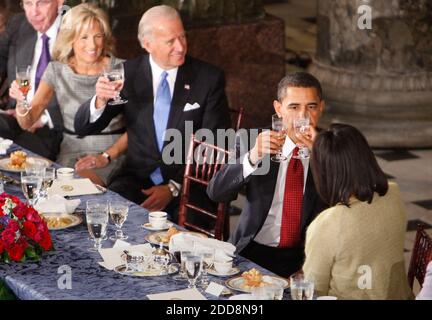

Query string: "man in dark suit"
[0, 0, 64, 160]
[74, 5, 230, 220]
[207, 72, 328, 278]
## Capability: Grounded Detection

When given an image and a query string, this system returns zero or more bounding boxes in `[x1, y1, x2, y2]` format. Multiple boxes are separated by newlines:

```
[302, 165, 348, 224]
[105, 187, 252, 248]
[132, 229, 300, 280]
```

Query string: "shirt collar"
[282, 136, 297, 156]
[38, 14, 61, 41]
[149, 54, 178, 81]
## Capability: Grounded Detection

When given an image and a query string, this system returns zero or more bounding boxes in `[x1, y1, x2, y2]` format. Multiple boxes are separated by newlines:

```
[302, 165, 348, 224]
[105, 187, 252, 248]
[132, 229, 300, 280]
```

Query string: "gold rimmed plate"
[40, 213, 82, 230]
[144, 230, 207, 247]
[225, 275, 289, 293]
[0, 156, 51, 173]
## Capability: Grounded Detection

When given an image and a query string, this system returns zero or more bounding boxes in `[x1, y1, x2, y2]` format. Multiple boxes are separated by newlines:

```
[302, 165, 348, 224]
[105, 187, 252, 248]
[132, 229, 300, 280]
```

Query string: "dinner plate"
[141, 222, 174, 231]
[40, 213, 82, 230]
[207, 266, 241, 277]
[225, 275, 289, 293]
[144, 230, 207, 247]
[0, 156, 51, 173]
[114, 263, 179, 277]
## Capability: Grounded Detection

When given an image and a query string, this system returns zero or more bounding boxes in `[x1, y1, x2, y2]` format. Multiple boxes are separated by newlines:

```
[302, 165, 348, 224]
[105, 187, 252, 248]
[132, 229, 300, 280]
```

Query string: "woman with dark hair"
[302, 123, 412, 300]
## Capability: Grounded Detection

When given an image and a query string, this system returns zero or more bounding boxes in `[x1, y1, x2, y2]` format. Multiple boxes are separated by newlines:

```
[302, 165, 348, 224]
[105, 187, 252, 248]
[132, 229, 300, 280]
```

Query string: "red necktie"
[279, 147, 304, 248]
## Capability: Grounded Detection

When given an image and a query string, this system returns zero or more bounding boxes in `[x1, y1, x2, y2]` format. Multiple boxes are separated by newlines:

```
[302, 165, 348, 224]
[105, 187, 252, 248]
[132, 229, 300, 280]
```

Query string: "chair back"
[408, 224, 432, 289]
[178, 134, 231, 240]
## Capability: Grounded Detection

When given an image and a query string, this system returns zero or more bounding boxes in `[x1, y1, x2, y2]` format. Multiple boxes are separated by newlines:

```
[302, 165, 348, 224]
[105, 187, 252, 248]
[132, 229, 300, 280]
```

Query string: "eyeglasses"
[21, 0, 53, 10]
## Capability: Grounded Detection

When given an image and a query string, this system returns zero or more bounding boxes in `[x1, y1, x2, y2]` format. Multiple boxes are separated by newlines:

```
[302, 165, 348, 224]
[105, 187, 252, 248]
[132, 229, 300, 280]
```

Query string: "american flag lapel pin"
[184, 84, 190, 90]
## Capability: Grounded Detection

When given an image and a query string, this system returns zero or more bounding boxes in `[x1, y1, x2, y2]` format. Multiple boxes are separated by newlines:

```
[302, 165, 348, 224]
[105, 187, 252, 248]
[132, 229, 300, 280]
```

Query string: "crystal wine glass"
[271, 114, 287, 162]
[184, 254, 202, 289]
[195, 247, 214, 289]
[20, 171, 42, 206]
[86, 200, 108, 251]
[109, 200, 129, 240]
[15, 65, 32, 110]
[290, 273, 315, 300]
[104, 63, 127, 105]
[40, 167, 55, 200]
[293, 115, 311, 160]
[172, 250, 191, 282]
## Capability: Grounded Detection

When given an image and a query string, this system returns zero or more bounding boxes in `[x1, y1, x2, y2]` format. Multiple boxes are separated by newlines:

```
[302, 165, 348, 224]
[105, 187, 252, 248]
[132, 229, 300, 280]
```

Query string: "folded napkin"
[0, 138, 13, 155]
[147, 288, 206, 300]
[98, 241, 154, 270]
[169, 233, 236, 261]
[34, 194, 80, 214]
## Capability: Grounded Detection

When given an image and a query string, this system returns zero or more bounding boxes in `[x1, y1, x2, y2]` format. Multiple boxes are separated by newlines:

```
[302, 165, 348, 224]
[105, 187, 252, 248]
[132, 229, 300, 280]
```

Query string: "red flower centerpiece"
[0, 193, 53, 262]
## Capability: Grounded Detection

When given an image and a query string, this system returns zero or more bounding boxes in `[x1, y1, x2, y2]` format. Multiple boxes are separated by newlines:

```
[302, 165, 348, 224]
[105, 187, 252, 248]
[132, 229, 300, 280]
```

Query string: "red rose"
[25, 207, 41, 223]
[6, 243, 25, 262]
[39, 231, 52, 251]
[0, 239, 4, 254]
[9, 195, 21, 205]
[7, 219, 20, 232]
[13, 203, 28, 220]
[34, 231, 43, 243]
[1, 228, 16, 246]
[23, 220, 37, 239]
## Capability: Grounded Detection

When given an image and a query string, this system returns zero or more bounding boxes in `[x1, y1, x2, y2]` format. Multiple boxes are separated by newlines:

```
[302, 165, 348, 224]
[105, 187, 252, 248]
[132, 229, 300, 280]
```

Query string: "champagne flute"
[104, 63, 127, 105]
[21, 171, 42, 206]
[86, 200, 108, 251]
[293, 115, 311, 160]
[40, 167, 55, 199]
[109, 200, 129, 240]
[16, 65, 32, 110]
[271, 114, 287, 162]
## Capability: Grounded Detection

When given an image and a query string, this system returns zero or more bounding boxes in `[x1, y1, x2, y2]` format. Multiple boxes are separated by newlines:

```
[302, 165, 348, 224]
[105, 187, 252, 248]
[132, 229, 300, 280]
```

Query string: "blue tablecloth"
[0, 145, 285, 300]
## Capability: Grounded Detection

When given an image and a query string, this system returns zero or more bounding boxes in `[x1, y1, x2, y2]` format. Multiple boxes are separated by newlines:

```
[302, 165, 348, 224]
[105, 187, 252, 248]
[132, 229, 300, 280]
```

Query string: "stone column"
[310, 0, 432, 147]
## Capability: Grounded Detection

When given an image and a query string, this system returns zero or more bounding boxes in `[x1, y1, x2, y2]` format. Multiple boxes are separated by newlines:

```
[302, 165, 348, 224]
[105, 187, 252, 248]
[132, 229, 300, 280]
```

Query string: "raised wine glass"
[15, 65, 32, 110]
[109, 200, 129, 240]
[86, 200, 109, 251]
[293, 115, 311, 160]
[20, 171, 42, 207]
[271, 114, 287, 162]
[104, 63, 127, 105]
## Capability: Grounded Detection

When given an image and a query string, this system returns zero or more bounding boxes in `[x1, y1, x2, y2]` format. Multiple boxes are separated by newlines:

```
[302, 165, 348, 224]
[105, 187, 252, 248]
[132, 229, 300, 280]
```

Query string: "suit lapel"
[17, 22, 36, 68]
[165, 59, 192, 133]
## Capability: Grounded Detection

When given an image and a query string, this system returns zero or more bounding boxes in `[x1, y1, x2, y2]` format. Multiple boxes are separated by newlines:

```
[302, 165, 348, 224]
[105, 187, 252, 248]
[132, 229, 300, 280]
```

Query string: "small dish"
[141, 222, 173, 231]
[207, 266, 241, 277]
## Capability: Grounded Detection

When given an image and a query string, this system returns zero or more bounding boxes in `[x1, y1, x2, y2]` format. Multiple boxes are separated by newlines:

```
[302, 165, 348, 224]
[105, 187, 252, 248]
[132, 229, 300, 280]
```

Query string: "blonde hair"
[52, 3, 114, 63]
[137, 5, 180, 47]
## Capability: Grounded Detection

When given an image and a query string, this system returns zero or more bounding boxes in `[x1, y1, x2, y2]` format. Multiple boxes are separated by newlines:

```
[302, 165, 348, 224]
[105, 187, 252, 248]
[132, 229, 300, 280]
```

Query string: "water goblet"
[20, 171, 42, 206]
[172, 250, 191, 281]
[104, 63, 127, 105]
[86, 200, 109, 251]
[293, 115, 311, 160]
[109, 200, 129, 240]
[184, 254, 202, 289]
[290, 273, 314, 300]
[271, 114, 287, 162]
[195, 247, 214, 289]
[40, 167, 55, 199]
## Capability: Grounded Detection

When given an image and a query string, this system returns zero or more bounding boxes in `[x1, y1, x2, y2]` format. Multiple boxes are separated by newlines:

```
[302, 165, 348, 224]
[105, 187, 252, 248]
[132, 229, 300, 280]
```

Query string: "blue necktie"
[150, 71, 171, 185]
[35, 34, 50, 91]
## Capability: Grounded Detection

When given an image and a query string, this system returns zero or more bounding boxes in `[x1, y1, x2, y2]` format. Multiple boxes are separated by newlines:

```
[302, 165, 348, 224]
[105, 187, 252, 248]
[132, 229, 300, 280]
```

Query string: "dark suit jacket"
[207, 130, 328, 253]
[74, 53, 231, 185]
[0, 13, 63, 130]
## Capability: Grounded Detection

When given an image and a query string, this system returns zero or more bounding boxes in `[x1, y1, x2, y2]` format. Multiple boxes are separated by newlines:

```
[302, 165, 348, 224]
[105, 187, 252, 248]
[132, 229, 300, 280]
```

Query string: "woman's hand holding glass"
[9, 66, 32, 117]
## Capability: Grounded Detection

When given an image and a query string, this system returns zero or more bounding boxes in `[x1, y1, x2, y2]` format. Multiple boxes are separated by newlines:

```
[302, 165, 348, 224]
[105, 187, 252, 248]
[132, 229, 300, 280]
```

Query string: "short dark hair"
[277, 72, 323, 101]
[310, 123, 388, 207]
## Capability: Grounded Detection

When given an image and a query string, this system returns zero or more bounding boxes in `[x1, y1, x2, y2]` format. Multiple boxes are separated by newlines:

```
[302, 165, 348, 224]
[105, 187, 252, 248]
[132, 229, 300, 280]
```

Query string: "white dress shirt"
[243, 137, 309, 247]
[27, 15, 61, 129]
[89, 54, 178, 122]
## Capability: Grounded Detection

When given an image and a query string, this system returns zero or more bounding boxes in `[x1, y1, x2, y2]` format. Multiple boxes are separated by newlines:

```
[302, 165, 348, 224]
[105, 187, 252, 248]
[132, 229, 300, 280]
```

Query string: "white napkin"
[34, 194, 80, 214]
[147, 288, 207, 300]
[169, 233, 236, 261]
[0, 138, 13, 155]
[98, 242, 154, 271]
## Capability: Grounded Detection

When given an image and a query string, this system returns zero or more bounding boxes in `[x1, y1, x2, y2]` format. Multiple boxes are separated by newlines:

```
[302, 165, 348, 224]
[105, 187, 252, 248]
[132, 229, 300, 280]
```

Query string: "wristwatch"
[100, 152, 111, 163]
[168, 182, 179, 197]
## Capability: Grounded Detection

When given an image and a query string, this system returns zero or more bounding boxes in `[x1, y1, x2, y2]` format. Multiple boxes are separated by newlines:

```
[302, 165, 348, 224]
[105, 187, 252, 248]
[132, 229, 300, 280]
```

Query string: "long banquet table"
[0, 144, 285, 300]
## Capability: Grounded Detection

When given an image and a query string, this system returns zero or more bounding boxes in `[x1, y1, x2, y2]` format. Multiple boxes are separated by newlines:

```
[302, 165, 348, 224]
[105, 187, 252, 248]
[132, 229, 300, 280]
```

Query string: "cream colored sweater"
[303, 182, 413, 300]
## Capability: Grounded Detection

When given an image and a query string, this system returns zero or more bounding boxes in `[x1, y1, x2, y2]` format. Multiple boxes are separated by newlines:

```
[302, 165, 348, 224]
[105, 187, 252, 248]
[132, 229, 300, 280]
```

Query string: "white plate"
[225, 275, 289, 293]
[40, 213, 82, 230]
[144, 230, 207, 247]
[229, 294, 254, 300]
[0, 156, 51, 173]
[114, 264, 179, 277]
[207, 267, 241, 277]
[141, 222, 173, 231]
